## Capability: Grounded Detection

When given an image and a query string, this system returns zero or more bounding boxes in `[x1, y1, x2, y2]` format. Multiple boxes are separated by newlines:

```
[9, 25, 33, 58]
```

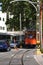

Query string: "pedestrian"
[6, 40, 10, 47]
[13, 37, 17, 49]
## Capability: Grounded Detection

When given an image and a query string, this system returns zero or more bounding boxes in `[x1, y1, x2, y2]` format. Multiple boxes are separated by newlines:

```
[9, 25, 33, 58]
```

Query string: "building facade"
[0, 3, 7, 33]
[0, 11, 7, 32]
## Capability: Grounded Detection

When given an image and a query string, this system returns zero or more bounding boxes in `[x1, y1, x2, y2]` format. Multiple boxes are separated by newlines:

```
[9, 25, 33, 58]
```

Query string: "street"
[0, 49, 43, 65]
[0, 0, 43, 65]
[0, 49, 17, 65]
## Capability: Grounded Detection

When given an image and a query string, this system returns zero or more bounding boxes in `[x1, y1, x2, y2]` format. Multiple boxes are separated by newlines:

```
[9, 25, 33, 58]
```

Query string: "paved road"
[0, 49, 43, 65]
[0, 49, 18, 65]
[0, 49, 28, 65]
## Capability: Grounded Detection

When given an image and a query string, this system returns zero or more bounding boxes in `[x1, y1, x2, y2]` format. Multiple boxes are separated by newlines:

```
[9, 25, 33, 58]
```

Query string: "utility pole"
[20, 13, 22, 31]
[40, 3, 43, 50]
[19, 13, 22, 41]
[36, 0, 40, 45]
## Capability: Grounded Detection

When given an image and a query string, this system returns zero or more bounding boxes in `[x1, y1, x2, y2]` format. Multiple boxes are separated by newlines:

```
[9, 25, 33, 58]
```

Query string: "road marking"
[11, 54, 14, 57]
[25, 55, 43, 65]
[34, 55, 41, 65]
[26, 56, 29, 58]
[26, 55, 34, 58]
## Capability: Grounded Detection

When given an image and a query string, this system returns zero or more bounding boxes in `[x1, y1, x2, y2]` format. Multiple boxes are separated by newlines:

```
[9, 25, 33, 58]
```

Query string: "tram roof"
[0, 31, 24, 36]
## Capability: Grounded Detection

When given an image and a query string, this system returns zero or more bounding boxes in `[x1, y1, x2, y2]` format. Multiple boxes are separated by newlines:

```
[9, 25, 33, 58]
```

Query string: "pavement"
[34, 49, 43, 65]
[19, 48, 43, 65]
[35, 49, 42, 55]
[0, 49, 43, 65]
[34, 55, 43, 65]
[22, 49, 43, 65]
[15, 48, 43, 65]
[16, 48, 42, 54]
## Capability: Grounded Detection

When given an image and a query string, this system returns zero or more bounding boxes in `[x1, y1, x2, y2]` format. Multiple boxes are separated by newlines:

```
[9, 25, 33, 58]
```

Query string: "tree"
[2, 0, 36, 31]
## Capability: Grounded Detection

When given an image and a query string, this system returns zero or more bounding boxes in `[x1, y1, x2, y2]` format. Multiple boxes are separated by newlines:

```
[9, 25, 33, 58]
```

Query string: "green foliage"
[2, 0, 36, 31]
[2, 0, 12, 12]
[0, 0, 3, 2]
[40, 48, 43, 53]
[41, 0, 43, 2]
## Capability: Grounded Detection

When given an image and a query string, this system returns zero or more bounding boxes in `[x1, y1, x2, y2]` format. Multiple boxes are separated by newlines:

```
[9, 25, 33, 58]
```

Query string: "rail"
[9, 49, 24, 65]
[21, 49, 36, 65]
[9, 49, 35, 65]
[9, 49, 30, 65]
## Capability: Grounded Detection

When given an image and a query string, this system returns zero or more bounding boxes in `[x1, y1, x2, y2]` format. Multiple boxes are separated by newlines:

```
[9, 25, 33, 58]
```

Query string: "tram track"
[9, 49, 25, 65]
[21, 49, 36, 65]
[21, 49, 35, 65]
[9, 49, 33, 65]
[0, 49, 41, 65]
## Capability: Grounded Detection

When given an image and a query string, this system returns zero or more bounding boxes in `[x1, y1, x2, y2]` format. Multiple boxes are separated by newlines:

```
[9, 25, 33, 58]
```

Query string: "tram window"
[29, 34, 33, 38]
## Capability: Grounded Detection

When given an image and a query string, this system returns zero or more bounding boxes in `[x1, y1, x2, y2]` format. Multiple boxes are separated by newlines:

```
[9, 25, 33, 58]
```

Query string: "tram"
[0, 32, 11, 40]
[0, 31, 24, 41]
[24, 30, 37, 48]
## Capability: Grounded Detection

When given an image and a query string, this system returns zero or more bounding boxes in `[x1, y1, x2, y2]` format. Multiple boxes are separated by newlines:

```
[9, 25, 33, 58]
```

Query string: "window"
[0, 26, 5, 30]
[0, 26, 2, 30]
[0, 17, 1, 20]
[3, 18, 4, 21]
[3, 27, 5, 30]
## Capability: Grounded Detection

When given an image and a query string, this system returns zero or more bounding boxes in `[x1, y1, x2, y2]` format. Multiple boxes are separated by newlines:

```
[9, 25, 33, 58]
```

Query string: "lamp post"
[19, 13, 22, 41]
[36, 0, 40, 45]
[40, 3, 43, 50]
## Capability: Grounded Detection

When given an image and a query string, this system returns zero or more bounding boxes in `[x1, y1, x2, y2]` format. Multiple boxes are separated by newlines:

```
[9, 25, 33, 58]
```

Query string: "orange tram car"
[24, 30, 37, 48]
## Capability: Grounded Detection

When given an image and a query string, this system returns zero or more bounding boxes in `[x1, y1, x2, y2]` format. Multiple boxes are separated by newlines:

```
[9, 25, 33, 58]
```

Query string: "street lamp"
[40, 3, 43, 50]
[36, 0, 40, 46]
[19, 13, 22, 41]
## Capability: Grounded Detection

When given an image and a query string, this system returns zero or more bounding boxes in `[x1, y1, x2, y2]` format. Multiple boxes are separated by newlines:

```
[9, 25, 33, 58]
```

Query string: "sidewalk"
[35, 49, 42, 55]
[35, 49, 43, 65]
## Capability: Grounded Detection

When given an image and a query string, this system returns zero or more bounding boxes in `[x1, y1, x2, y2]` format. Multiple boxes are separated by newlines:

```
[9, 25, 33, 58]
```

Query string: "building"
[0, 11, 7, 33]
[0, 3, 7, 33]
[0, 3, 24, 40]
